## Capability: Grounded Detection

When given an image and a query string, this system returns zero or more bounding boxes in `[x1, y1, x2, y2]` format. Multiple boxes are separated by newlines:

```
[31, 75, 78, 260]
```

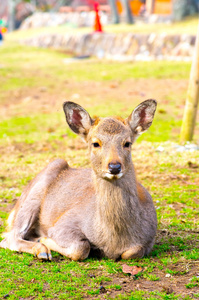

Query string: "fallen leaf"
[122, 264, 142, 276]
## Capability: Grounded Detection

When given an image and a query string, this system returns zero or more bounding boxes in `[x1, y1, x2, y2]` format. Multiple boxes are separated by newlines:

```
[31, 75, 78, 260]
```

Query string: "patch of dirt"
[0, 77, 189, 120]
[43, 251, 199, 299]
[101, 266, 199, 299]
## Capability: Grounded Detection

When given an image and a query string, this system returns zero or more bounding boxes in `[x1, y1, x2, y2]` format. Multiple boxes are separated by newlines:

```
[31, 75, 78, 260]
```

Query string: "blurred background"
[0, 0, 198, 143]
[0, 0, 199, 30]
[0, 1, 199, 299]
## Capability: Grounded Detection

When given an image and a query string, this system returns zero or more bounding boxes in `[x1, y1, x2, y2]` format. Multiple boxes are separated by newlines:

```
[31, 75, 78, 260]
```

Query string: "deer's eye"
[124, 142, 131, 148]
[93, 142, 100, 148]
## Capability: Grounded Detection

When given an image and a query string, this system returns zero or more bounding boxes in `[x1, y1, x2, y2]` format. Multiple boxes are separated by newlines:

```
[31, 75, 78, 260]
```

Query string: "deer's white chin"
[104, 172, 123, 180]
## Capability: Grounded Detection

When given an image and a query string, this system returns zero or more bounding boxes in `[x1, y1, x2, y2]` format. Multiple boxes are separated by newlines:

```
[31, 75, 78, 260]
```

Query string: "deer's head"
[63, 100, 157, 180]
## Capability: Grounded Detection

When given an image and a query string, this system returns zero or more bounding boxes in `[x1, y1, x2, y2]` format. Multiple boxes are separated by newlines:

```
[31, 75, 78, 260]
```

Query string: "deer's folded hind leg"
[39, 237, 90, 261]
[121, 245, 144, 259]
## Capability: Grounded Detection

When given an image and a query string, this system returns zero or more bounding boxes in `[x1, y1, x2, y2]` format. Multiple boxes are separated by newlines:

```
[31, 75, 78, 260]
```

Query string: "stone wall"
[22, 32, 196, 61]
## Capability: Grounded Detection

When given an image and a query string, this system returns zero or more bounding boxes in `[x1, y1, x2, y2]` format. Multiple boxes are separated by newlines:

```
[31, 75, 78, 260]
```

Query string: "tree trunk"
[108, 0, 120, 24]
[8, 0, 16, 31]
[121, 0, 134, 24]
[173, 0, 199, 21]
[180, 23, 199, 142]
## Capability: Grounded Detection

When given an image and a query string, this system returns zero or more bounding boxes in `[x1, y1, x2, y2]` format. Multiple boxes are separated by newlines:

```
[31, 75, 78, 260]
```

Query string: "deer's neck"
[93, 167, 138, 235]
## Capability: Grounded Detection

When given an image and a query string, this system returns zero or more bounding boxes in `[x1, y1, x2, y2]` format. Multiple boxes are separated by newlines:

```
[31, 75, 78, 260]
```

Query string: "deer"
[0, 99, 157, 261]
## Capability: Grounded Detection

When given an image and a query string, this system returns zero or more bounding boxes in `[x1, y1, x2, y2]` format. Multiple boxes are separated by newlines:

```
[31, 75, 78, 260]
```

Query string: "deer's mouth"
[103, 172, 124, 180]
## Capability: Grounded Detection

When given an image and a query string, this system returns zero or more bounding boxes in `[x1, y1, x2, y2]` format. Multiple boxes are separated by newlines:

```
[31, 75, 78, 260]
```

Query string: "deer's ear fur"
[127, 99, 157, 136]
[63, 101, 93, 139]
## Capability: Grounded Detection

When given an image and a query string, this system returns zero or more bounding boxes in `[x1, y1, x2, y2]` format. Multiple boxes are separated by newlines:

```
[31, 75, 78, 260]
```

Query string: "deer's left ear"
[63, 101, 93, 140]
[127, 99, 157, 136]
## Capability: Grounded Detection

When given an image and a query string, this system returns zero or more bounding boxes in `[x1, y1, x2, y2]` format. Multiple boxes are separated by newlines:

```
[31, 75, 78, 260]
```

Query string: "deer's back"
[39, 160, 95, 233]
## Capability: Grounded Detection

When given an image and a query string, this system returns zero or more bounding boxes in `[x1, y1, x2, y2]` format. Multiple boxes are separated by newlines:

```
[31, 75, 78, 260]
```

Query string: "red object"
[93, 2, 103, 32]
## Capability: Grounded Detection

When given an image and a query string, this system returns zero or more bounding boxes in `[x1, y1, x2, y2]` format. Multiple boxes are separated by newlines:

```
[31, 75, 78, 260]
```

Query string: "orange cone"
[93, 2, 103, 32]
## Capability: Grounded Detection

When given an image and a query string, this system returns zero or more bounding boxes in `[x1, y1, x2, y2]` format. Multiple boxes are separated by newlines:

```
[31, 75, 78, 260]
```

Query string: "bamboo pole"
[180, 22, 199, 142]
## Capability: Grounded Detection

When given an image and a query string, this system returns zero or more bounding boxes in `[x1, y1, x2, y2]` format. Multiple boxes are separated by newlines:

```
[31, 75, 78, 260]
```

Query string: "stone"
[21, 31, 196, 62]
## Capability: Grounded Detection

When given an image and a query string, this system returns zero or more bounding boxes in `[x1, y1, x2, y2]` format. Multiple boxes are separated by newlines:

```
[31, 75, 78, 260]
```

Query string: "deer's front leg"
[39, 237, 90, 261]
[0, 234, 52, 260]
[121, 245, 144, 260]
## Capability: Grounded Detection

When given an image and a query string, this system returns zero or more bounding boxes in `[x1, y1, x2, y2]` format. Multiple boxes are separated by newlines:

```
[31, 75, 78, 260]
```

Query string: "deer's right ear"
[127, 99, 157, 136]
[63, 101, 93, 139]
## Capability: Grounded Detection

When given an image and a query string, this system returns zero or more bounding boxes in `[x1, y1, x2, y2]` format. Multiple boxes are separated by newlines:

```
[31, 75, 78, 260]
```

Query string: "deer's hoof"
[37, 251, 52, 261]
[33, 243, 52, 261]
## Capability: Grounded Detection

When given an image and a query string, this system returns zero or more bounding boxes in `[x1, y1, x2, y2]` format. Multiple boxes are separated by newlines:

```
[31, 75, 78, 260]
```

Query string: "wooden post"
[180, 23, 199, 142]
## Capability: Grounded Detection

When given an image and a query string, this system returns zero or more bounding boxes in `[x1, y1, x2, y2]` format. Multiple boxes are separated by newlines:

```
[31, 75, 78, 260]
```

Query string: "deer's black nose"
[108, 163, 121, 175]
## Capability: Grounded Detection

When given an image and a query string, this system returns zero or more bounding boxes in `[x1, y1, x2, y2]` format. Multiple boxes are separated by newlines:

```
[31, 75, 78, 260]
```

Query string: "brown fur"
[136, 182, 148, 204]
[96, 118, 125, 135]
[92, 116, 101, 126]
[0, 99, 157, 261]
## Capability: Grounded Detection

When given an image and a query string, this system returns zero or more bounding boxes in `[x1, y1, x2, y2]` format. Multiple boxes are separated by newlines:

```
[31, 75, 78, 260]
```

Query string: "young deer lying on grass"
[0, 100, 157, 261]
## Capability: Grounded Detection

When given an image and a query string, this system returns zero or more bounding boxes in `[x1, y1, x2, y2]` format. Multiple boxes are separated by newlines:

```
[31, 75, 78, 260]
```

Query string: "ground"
[0, 22, 199, 299]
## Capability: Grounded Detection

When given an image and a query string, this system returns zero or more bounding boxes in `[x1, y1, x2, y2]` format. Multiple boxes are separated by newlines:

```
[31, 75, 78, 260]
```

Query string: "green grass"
[0, 41, 192, 142]
[0, 25, 199, 299]
[0, 43, 191, 99]
[0, 107, 184, 144]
